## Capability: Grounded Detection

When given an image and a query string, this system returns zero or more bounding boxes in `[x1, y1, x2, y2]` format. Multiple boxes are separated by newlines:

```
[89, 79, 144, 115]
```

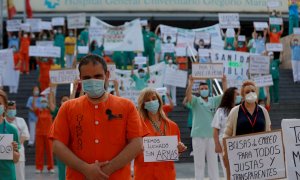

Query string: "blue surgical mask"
[235, 95, 242, 105]
[6, 110, 17, 119]
[0, 105, 4, 115]
[82, 79, 106, 98]
[200, 89, 209, 98]
[139, 72, 145, 78]
[33, 90, 39, 96]
[41, 102, 48, 108]
[144, 100, 160, 114]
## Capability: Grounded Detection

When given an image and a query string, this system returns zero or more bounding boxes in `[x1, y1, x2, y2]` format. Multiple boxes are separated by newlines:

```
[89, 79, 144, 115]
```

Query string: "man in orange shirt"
[36, 58, 53, 91]
[19, 32, 31, 74]
[49, 54, 147, 180]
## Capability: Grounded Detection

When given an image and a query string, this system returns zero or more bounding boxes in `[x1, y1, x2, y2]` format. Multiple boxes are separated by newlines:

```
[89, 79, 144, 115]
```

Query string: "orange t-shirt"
[13, 53, 20, 70]
[162, 105, 173, 116]
[176, 57, 188, 70]
[134, 118, 181, 180]
[35, 109, 53, 136]
[20, 37, 30, 53]
[269, 32, 282, 43]
[48, 94, 148, 180]
[37, 59, 53, 82]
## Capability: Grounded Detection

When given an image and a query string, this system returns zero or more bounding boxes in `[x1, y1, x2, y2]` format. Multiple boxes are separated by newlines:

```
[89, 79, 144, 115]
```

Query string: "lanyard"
[149, 118, 166, 136]
[241, 103, 259, 128]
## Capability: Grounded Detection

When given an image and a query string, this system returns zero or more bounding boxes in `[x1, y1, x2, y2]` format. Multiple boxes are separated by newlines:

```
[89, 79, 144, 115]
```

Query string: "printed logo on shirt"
[105, 109, 123, 120]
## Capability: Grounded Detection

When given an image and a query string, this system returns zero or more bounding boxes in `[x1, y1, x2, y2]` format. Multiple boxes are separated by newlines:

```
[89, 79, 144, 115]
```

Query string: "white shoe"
[49, 169, 55, 174]
[35, 170, 42, 174]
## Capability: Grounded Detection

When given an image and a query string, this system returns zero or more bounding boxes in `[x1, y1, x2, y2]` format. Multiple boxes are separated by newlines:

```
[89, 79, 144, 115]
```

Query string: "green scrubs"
[270, 59, 280, 103]
[131, 73, 150, 90]
[54, 33, 66, 68]
[76, 40, 86, 62]
[142, 30, 157, 66]
[79, 30, 89, 46]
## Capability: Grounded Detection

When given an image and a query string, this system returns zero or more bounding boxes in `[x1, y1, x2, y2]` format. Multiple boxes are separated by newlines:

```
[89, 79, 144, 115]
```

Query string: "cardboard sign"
[293, 28, 300, 35]
[51, 17, 65, 26]
[224, 130, 286, 180]
[161, 43, 175, 53]
[252, 75, 274, 87]
[164, 67, 187, 88]
[266, 43, 283, 52]
[254, 22, 269, 31]
[249, 55, 270, 74]
[134, 56, 147, 65]
[67, 13, 86, 29]
[238, 35, 246, 42]
[269, 18, 283, 25]
[0, 134, 13, 160]
[29, 46, 61, 58]
[218, 13, 240, 29]
[36, 41, 54, 47]
[26, 18, 42, 32]
[281, 119, 300, 180]
[108, 64, 116, 80]
[40, 21, 53, 30]
[77, 46, 89, 54]
[267, 1, 281, 8]
[143, 136, 179, 162]
[192, 63, 223, 79]
[50, 69, 79, 84]
[156, 87, 167, 96]
[6, 19, 22, 32]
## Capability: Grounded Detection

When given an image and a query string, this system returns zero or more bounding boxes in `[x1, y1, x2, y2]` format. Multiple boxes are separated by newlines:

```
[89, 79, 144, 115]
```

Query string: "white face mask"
[245, 92, 257, 104]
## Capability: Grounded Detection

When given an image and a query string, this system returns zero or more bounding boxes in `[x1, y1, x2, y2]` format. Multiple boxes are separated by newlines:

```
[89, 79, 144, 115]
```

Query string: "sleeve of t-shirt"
[131, 74, 138, 81]
[163, 105, 173, 114]
[213, 95, 223, 108]
[186, 95, 197, 109]
[211, 108, 221, 129]
[126, 101, 149, 140]
[48, 102, 70, 145]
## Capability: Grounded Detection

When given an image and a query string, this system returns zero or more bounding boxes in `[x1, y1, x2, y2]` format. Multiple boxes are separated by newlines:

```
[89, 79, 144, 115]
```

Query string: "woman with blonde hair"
[134, 88, 187, 180]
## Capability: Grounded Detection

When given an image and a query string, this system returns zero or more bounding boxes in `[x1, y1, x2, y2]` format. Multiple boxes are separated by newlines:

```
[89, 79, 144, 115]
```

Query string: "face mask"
[6, 110, 17, 119]
[33, 90, 39, 96]
[235, 95, 242, 105]
[31, 34, 35, 38]
[294, 41, 298, 46]
[82, 79, 106, 99]
[245, 92, 257, 104]
[238, 42, 243, 47]
[42, 36, 47, 40]
[200, 89, 209, 98]
[0, 105, 4, 115]
[167, 39, 171, 43]
[12, 47, 17, 52]
[41, 102, 48, 108]
[69, 33, 74, 37]
[272, 29, 277, 33]
[12, 36, 17, 39]
[146, 28, 150, 32]
[58, 30, 62, 34]
[168, 60, 173, 64]
[24, 34, 28, 38]
[270, 56, 274, 60]
[144, 100, 160, 114]
[139, 72, 145, 78]
[258, 36, 262, 40]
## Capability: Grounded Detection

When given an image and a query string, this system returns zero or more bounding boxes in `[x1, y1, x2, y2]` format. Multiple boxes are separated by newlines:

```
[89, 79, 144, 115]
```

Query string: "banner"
[143, 136, 179, 162]
[161, 43, 175, 53]
[266, 43, 283, 52]
[252, 75, 274, 87]
[0, 49, 17, 87]
[0, 134, 13, 160]
[20, 23, 30, 32]
[25, 18, 42, 32]
[160, 25, 178, 43]
[40, 21, 53, 30]
[269, 17, 283, 25]
[51, 17, 65, 26]
[89, 26, 105, 46]
[29, 46, 61, 58]
[36, 41, 54, 47]
[249, 55, 270, 74]
[6, 19, 22, 32]
[254, 22, 269, 31]
[50, 69, 79, 84]
[163, 67, 187, 88]
[218, 13, 240, 28]
[192, 63, 223, 79]
[224, 131, 286, 180]
[267, 1, 281, 8]
[176, 28, 195, 48]
[67, 13, 86, 29]
[281, 119, 300, 180]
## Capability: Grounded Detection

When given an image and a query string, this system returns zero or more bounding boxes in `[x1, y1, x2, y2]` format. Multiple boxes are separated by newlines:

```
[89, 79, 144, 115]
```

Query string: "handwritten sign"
[224, 131, 286, 180]
[36, 41, 54, 47]
[192, 63, 223, 79]
[164, 67, 187, 88]
[89, 27, 105, 45]
[219, 13, 240, 29]
[67, 13, 86, 29]
[269, 18, 283, 25]
[249, 55, 270, 74]
[143, 136, 178, 162]
[51, 17, 65, 26]
[156, 87, 167, 96]
[266, 43, 283, 52]
[50, 69, 79, 84]
[0, 134, 13, 160]
[267, 1, 281, 8]
[134, 56, 147, 65]
[281, 119, 300, 180]
[238, 35, 246, 42]
[29, 46, 61, 58]
[108, 64, 116, 80]
[294, 28, 300, 35]
[40, 21, 53, 30]
[252, 75, 274, 87]
[6, 20, 21, 32]
[26, 18, 42, 32]
[254, 22, 269, 31]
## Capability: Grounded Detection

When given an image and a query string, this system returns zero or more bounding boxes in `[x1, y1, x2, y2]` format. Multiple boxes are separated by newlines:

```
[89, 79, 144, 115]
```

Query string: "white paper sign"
[67, 13, 86, 29]
[254, 22, 269, 31]
[156, 87, 167, 96]
[77, 46, 89, 54]
[267, 1, 281, 8]
[224, 131, 286, 180]
[26, 19, 42, 32]
[161, 43, 175, 53]
[293, 28, 300, 35]
[134, 56, 147, 65]
[218, 13, 240, 29]
[140, 20, 148, 26]
[20, 23, 31, 32]
[0, 134, 13, 160]
[143, 136, 179, 162]
[266, 43, 283, 52]
[252, 75, 274, 87]
[238, 35, 246, 42]
[198, 49, 211, 57]
[250, 55, 270, 74]
[89, 27, 105, 46]
[29, 46, 61, 58]
[175, 47, 186, 57]
[108, 64, 116, 80]
[164, 67, 187, 88]
[40, 21, 53, 30]
[51, 17, 65, 26]
[281, 119, 300, 180]
[36, 41, 54, 47]
[50, 69, 79, 84]
[0, 49, 17, 87]
[6, 20, 22, 32]
[192, 63, 223, 79]
[269, 18, 283, 25]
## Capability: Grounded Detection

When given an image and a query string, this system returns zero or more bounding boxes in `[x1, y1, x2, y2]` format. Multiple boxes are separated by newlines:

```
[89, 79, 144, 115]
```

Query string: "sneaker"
[49, 169, 55, 174]
[35, 170, 42, 174]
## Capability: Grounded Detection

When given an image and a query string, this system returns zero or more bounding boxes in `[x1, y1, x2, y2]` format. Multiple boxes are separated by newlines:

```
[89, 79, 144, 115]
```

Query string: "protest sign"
[266, 43, 283, 52]
[267, 1, 281, 8]
[192, 63, 223, 79]
[252, 75, 274, 87]
[223, 130, 286, 180]
[226, 28, 236, 38]
[0, 49, 17, 87]
[143, 136, 179, 162]
[51, 17, 65, 26]
[26, 18, 42, 32]
[40, 87, 51, 96]
[77, 46, 89, 54]
[254, 22, 269, 31]
[20, 23, 30, 32]
[161, 43, 175, 53]
[67, 13, 86, 29]
[6, 19, 21, 32]
[218, 13, 240, 29]
[50, 69, 79, 84]
[0, 134, 13, 160]
[269, 17, 283, 25]
[160, 25, 178, 43]
[156, 87, 167, 96]
[40, 21, 52, 30]
[89, 27, 105, 46]
[134, 56, 147, 65]
[238, 35, 246, 42]
[29, 46, 61, 58]
[108, 64, 116, 80]
[195, 32, 210, 44]
[281, 119, 300, 180]
[36, 41, 54, 47]
[193, 24, 223, 44]
[175, 47, 186, 57]
[293, 28, 300, 35]
[249, 55, 270, 74]
[163, 67, 187, 88]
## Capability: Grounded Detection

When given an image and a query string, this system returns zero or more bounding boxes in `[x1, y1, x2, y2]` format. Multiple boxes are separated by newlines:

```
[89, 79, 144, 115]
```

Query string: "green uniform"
[91, 46, 104, 57]
[112, 51, 135, 70]
[142, 30, 156, 66]
[270, 15, 281, 33]
[79, 30, 89, 46]
[270, 59, 280, 103]
[258, 87, 266, 100]
[76, 40, 86, 62]
[289, 3, 299, 34]
[54, 33, 66, 68]
[131, 73, 150, 90]
[225, 37, 235, 47]
[0, 120, 20, 180]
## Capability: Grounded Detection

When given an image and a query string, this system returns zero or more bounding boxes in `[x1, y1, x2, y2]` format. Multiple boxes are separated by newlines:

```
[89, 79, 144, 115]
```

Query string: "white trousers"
[28, 121, 36, 145]
[192, 137, 219, 180]
[65, 54, 74, 68]
[292, 60, 300, 82]
[15, 161, 25, 180]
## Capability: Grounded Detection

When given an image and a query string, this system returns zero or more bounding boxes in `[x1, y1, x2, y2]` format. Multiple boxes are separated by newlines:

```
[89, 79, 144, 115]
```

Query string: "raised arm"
[166, 91, 174, 109]
[185, 75, 194, 103]
[222, 75, 227, 92]
[49, 83, 57, 112]
[113, 80, 120, 97]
